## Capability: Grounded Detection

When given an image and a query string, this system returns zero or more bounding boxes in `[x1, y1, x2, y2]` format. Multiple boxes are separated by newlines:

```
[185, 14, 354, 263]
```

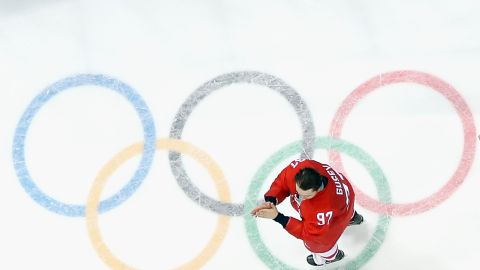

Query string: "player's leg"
[306, 243, 345, 266]
[349, 210, 364, 226]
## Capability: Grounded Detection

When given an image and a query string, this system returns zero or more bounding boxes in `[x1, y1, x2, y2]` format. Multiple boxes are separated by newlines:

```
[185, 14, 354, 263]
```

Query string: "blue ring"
[12, 74, 156, 217]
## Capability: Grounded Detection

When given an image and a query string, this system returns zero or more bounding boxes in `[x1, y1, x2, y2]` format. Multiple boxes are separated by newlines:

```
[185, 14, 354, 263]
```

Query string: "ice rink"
[1, 0, 479, 269]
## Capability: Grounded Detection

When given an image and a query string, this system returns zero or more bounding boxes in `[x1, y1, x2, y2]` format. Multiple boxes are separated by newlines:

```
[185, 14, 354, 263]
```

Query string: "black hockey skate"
[348, 211, 364, 226]
[306, 250, 345, 266]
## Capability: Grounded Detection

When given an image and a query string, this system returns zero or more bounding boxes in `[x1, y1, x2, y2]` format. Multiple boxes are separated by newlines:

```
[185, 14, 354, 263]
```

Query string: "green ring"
[244, 137, 392, 270]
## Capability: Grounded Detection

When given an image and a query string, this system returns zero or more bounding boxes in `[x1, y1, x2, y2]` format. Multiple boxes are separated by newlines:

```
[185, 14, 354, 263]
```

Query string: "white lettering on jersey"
[342, 183, 350, 210]
[290, 158, 306, 168]
[322, 164, 343, 195]
[322, 165, 350, 209]
[317, 211, 333, 225]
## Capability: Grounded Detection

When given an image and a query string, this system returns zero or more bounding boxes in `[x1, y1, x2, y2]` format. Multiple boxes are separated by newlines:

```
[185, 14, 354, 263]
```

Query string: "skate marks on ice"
[329, 70, 477, 216]
[10, 70, 477, 269]
[168, 71, 316, 216]
[85, 139, 232, 270]
[12, 74, 157, 217]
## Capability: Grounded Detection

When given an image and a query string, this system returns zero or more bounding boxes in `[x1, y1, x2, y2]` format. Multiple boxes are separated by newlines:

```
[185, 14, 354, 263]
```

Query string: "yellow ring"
[86, 138, 231, 269]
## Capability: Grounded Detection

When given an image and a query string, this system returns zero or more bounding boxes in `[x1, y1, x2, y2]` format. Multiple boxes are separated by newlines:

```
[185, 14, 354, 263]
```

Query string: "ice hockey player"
[251, 159, 364, 266]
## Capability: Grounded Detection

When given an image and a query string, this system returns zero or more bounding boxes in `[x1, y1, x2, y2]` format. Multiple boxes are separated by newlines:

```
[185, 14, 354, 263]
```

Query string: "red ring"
[329, 70, 477, 216]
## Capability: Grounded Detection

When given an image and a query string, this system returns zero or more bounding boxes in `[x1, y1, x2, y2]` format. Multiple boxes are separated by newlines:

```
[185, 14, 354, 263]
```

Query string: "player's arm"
[252, 203, 302, 238]
[257, 211, 321, 241]
[263, 165, 292, 205]
[253, 204, 330, 242]
[252, 202, 291, 226]
[251, 166, 291, 216]
[277, 213, 331, 241]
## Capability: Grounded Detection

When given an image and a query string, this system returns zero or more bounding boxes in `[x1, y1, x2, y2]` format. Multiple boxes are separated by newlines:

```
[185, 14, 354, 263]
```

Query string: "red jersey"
[264, 159, 355, 252]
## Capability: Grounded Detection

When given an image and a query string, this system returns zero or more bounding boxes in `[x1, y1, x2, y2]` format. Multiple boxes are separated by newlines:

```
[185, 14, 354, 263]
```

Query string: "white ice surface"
[0, 0, 479, 269]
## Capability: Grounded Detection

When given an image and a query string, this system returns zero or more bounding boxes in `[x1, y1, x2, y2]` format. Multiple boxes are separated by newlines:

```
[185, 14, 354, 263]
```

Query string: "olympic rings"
[328, 70, 477, 216]
[12, 70, 476, 269]
[168, 71, 316, 216]
[12, 74, 156, 217]
[86, 138, 231, 270]
[244, 137, 392, 270]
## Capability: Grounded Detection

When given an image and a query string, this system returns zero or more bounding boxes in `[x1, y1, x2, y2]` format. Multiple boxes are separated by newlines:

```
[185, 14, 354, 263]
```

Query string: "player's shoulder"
[284, 159, 329, 176]
[287, 159, 325, 167]
[302, 159, 330, 172]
